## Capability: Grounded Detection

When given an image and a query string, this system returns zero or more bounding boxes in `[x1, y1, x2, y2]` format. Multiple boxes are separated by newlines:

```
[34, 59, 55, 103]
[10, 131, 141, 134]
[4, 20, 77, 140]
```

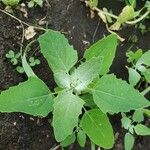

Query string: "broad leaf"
[132, 110, 144, 123]
[53, 91, 84, 142]
[134, 124, 150, 135]
[136, 50, 150, 66]
[124, 133, 135, 150]
[38, 30, 78, 73]
[71, 57, 101, 92]
[128, 68, 141, 86]
[92, 74, 150, 113]
[0, 77, 53, 117]
[77, 129, 86, 147]
[54, 71, 71, 89]
[143, 69, 150, 83]
[121, 116, 132, 130]
[60, 133, 76, 147]
[84, 34, 117, 75]
[81, 109, 114, 149]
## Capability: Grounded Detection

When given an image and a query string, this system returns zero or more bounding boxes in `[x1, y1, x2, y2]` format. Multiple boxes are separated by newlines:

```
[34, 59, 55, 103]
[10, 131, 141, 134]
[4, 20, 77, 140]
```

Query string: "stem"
[91, 141, 96, 150]
[126, 11, 150, 24]
[141, 86, 150, 96]
[0, 9, 48, 31]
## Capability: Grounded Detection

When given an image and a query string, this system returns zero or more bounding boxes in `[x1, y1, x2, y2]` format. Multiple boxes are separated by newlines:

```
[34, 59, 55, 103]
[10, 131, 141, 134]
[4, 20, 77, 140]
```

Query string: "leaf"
[53, 91, 84, 142]
[38, 30, 78, 73]
[128, 68, 141, 86]
[136, 50, 150, 66]
[60, 133, 76, 147]
[124, 132, 135, 150]
[92, 74, 150, 113]
[121, 116, 132, 130]
[134, 124, 150, 135]
[132, 110, 144, 123]
[71, 57, 101, 92]
[77, 129, 86, 147]
[90, 0, 98, 7]
[110, 6, 134, 30]
[54, 71, 71, 89]
[0, 77, 53, 117]
[143, 109, 150, 117]
[143, 69, 150, 83]
[81, 109, 114, 149]
[84, 34, 117, 75]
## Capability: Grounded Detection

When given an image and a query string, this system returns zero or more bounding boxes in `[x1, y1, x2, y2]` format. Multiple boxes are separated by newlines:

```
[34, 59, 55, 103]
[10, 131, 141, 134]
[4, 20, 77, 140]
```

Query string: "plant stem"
[126, 11, 150, 24]
[141, 86, 150, 96]
[91, 141, 96, 150]
[0, 9, 48, 31]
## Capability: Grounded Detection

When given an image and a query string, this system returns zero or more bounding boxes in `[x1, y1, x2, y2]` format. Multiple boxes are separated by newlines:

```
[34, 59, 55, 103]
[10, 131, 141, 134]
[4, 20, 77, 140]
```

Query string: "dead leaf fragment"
[25, 26, 36, 40]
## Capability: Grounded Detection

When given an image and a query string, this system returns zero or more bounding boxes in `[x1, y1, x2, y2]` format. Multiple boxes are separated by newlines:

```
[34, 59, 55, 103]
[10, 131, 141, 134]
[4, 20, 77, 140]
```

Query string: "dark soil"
[0, 0, 150, 149]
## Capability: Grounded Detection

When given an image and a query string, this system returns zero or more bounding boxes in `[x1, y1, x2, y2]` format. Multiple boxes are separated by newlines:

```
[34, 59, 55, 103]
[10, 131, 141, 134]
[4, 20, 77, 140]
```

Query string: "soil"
[0, 0, 150, 150]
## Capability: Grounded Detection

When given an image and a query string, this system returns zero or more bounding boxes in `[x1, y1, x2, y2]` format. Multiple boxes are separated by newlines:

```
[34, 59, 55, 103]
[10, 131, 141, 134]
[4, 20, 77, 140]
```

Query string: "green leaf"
[0, 77, 53, 117]
[136, 50, 150, 66]
[90, 0, 98, 7]
[54, 71, 71, 89]
[143, 109, 150, 117]
[38, 30, 78, 73]
[124, 132, 135, 150]
[121, 116, 132, 130]
[143, 69, 150, 83]
[80, 93, 96, 108]
[128, 68, 141, 86]
[132, 110, 144, 123]
[81, 109, 114, 149]
[84, 34, 117, 75]
[53, 91, 84, 142]
[77, 129, 86, 147]
[60, 133, 76, 147]
[92, 74, 150, 113]
[110, 6, 134, 30]
[71, 57, 101, 92]
[134, 124, 150, 135]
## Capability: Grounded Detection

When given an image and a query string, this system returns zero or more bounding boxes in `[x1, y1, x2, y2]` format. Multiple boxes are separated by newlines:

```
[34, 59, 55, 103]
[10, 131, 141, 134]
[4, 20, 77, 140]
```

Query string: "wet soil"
[0, 0, 150, 149]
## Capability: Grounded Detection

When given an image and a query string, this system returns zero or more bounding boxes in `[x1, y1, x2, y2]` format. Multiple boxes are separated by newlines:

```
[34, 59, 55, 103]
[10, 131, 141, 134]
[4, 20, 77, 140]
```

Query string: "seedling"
[28, 0, 44, 8]
[0, 30, 150, 149]
[5, 50, 40, 74]
[1, 0, 20, 6]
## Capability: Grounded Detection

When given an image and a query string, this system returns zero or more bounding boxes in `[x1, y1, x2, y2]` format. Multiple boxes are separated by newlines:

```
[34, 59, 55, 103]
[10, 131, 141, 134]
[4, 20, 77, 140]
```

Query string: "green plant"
[5, 50, 40, 74]
[1, 0, 20, 6]
[84, 0, 150, 40]
[0, 30, 150, 149]
[27, 0, 44, 8]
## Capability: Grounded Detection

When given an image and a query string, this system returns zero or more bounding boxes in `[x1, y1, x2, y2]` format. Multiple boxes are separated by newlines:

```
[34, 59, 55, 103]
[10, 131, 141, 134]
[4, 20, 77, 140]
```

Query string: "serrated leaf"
[60, 133, 76, 147]
[136, 50, 150, 66]
[81, 109, 114, 149]
[38, 30, 78, 73]
[132, 110, 144, 123]
[77, 129, 86, 147]
[134, 124, 150, 135]
[124, 132, 135, 150]
[53, 91, 84, 142]
[92, 74, 150, 113]
[84, 34, 117, 75]
[71, 57, 101, 92]
[0, 77, 53, 117]
[128, 68, 141, 86]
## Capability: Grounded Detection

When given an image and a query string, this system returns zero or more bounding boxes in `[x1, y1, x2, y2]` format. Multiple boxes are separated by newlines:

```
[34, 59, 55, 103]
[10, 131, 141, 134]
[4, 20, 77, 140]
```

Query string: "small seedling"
[5, 50, 41, 74]
[27, 0, 43, 8]
[1, 0, 20, 6]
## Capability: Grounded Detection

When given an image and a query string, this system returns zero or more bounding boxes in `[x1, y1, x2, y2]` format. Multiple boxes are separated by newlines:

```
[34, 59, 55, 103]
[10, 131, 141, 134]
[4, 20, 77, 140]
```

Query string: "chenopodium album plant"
[0, 30, 150, 148]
